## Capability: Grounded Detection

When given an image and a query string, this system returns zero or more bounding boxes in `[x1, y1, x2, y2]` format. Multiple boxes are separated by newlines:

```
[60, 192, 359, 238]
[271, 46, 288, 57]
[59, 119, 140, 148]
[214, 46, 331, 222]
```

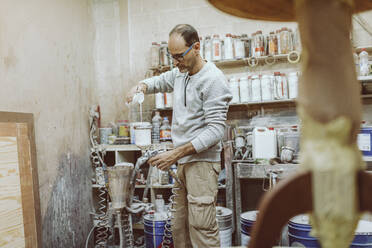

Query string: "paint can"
[216, 206, 233, 247]
[288, 215, 372, 247]
[240, 210, 258, 246]
[144, 212, 173, 248]
[99, 127, 113, 144]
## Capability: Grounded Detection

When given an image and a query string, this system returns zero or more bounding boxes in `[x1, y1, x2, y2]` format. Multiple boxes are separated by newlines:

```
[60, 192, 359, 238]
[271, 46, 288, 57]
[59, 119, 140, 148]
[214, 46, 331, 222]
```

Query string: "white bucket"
[216, 206, 233, 247]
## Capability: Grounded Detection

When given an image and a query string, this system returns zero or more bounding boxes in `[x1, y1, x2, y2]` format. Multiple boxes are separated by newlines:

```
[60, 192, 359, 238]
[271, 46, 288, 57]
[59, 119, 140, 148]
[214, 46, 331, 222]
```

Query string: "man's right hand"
[126, 83, 147, 104]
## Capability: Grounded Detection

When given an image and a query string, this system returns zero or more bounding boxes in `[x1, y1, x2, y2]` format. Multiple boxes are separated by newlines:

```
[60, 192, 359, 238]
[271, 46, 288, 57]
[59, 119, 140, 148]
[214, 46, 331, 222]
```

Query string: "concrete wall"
[0, 0, 95, 246]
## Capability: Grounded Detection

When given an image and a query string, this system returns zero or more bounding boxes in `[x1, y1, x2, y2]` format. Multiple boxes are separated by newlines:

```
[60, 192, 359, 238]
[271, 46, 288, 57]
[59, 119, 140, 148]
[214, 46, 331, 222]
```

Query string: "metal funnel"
[107, 163, 134, 210]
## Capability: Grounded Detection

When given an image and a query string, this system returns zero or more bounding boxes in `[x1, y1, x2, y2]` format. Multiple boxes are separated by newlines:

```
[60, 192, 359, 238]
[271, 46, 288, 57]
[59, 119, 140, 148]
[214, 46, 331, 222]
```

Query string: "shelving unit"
[149, 53, 298, 73]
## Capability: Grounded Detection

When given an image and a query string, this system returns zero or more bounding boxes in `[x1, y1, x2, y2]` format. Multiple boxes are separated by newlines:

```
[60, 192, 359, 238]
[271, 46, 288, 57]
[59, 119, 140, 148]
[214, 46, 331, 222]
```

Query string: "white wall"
[0, 0, 94, 246]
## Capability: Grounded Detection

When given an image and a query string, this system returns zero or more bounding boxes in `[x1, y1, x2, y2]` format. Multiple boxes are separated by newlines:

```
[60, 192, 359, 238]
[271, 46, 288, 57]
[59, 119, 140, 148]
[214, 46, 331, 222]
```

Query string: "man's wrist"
[173, 142, 196, 160]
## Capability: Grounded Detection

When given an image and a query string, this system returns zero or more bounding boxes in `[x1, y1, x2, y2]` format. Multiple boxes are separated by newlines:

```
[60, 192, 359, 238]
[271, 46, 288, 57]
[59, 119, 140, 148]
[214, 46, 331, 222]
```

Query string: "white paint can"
[99, 127, 113, 144]
[216, 206, 233, 247]
[155, 93, 165, 109]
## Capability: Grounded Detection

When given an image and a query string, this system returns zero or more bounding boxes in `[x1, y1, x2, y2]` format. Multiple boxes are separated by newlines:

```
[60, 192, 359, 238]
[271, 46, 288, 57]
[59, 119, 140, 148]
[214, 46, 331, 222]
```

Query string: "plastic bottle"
[155, 194, 165, 213]
[152, 111, 162, 144]
[359, 49, 369, 76]
[160, 117, 171, 142]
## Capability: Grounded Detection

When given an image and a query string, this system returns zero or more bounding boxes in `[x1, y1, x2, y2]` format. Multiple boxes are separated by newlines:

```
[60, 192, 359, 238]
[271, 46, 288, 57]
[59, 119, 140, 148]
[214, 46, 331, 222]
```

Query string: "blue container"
[289, 215, 372, 248]
[144, 213, 173, 248]
[240, 211, 258, 246]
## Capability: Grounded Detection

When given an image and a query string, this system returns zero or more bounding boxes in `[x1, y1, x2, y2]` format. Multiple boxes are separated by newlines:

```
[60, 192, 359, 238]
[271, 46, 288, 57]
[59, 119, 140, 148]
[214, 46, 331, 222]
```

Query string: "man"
[127, 24, 232, 247]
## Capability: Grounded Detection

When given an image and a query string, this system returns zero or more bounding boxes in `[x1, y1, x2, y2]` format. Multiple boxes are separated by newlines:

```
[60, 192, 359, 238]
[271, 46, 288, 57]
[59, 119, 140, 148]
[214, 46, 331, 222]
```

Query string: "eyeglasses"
[168, 43, 195, 62]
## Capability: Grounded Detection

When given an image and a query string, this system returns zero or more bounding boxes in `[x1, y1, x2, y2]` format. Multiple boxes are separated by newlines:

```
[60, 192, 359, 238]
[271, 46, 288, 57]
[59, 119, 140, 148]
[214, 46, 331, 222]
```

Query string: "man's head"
[168, 24, 201, 73]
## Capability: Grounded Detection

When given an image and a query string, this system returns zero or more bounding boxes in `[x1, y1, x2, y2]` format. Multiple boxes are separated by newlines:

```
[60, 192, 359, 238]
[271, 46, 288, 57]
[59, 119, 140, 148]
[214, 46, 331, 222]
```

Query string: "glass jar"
[251, 32, 257, 57]
[255, 31, 265, 57]
[251, 75, 262, 102]
[150, 42, 160, 67]
[229, 77, 240, 104]
[212, 34, 222, 61]
[204, 35, 212, 62]
[223, 34, 234, 60]
[239, 77, 250, 103]
[279, 28, 291, 54]
[241, 34, 251, 58]
[276, 29, 281, 55]
[268, 32, 278, 56]
[293, 28, 301, 52]
[159, 41, 169, 66]
[117, 120, 130, 137]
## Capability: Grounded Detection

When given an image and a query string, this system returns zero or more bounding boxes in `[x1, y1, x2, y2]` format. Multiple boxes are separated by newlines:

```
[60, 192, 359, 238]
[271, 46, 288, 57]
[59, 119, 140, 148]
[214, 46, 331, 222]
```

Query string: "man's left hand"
[148, 150, 179, 171]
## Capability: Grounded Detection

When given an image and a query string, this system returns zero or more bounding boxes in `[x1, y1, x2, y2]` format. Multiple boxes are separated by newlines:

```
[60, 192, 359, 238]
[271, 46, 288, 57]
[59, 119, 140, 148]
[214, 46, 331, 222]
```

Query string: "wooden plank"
[0, 133, 25, 247]
[0, 112, 41, 247]
[16, 124, 38, 247]
[0, 123, 17, 137]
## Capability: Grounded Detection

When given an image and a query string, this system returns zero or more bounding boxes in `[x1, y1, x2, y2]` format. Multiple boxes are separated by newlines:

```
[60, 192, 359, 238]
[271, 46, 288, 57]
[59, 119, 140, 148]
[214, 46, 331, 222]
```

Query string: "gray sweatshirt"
[142, 62, 232, 164]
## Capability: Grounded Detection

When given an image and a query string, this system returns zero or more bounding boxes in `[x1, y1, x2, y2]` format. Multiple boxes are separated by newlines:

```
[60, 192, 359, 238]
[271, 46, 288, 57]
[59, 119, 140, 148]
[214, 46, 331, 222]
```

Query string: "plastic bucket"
[144, 213, 173, 248]
[240, 210, 258, 246]
[289, 215, 372, 247]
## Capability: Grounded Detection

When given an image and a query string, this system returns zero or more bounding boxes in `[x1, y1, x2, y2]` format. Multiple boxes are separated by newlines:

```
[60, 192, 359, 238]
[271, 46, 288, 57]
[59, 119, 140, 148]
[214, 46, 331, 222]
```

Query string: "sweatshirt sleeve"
[190, 76, 232, 153]
[141, 68, 178, 94]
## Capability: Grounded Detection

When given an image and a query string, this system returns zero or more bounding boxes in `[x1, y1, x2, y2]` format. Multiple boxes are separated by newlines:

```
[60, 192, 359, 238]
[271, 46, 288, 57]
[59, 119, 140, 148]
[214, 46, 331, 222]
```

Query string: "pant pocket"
[187, 194, 217, 230]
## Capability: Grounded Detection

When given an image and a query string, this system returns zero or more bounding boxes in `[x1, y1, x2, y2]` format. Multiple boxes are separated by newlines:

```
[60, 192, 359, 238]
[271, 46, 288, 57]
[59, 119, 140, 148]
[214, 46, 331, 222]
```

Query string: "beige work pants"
[171, 161, 221, 248]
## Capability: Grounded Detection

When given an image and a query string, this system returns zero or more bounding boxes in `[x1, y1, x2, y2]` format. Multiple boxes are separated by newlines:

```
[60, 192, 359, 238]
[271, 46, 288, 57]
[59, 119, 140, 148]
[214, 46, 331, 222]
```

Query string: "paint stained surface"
[0, 137, 25, 248]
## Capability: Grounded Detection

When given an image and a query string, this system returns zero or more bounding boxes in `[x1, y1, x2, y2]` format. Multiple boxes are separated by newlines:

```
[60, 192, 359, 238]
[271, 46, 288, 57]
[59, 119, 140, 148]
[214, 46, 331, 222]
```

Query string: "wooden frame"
[0, 112, 41, 247]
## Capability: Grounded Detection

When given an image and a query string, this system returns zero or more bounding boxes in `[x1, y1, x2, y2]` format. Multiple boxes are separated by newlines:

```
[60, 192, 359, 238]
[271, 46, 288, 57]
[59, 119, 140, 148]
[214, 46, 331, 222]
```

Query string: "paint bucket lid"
[216, 206, 232, 217]
[355, 220, 372, 235]
[241, 210, 259, 222]
[290, 214, 310, 225]
[144, 212, 169, 222]
[134, 122, 152, 129]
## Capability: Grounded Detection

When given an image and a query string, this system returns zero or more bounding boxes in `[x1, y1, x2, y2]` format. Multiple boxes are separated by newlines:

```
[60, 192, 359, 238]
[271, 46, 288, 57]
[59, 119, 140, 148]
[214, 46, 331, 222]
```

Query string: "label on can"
[358, 133, 371, 151]
[119, 125, 129, 137]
